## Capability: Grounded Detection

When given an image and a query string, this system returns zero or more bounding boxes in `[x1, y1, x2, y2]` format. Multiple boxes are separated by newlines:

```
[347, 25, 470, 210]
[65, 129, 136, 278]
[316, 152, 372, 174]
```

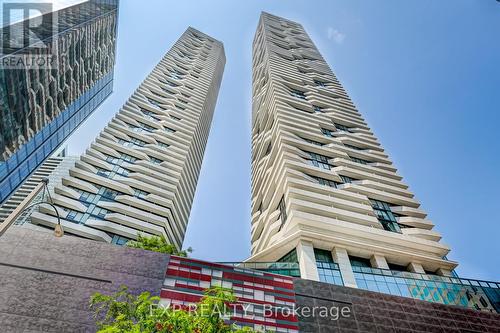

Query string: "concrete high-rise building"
[250, 12, 458, 290]
[0, 0, 119, 203]
[31, 27, 225, 249]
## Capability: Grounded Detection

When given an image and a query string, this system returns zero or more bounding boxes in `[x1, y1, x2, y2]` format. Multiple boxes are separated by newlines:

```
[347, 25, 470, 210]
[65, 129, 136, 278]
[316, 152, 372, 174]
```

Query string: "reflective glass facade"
[220, 262, 301, 278]
[311, 253, 500, 313]
[0, 0, 118, 203]
[247, 250, 500, 314]
[352, 266, 500, 313]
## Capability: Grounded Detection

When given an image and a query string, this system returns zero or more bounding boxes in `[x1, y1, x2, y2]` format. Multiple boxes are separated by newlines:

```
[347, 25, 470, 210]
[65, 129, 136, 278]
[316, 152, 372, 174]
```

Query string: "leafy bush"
[90, 286, 259, 332]
[125, 234, 192, 257]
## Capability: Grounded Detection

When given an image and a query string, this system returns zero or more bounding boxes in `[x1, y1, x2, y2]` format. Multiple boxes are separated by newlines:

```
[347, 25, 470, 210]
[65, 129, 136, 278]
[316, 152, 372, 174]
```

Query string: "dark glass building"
[0, 0, 118, 203]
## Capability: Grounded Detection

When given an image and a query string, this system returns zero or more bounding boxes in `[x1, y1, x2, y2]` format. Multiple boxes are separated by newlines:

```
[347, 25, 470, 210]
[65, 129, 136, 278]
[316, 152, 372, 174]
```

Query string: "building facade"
[250, 12, 465, 297]
[1, 227, 498, 332]
[0, 0, 119, 204]
[30, 27, 225, 249]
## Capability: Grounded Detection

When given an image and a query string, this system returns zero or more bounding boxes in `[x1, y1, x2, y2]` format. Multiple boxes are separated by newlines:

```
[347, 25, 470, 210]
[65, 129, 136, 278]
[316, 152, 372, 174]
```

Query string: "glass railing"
[351, 266, 500, 313]
[217, 262, 301, 277]
[218, 261, 500, 313]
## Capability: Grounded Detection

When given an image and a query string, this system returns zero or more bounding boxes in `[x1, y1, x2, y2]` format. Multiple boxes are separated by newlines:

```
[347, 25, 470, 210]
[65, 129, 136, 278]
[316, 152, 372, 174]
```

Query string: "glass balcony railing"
[218, 260, 499, 313]
[351, 265, 500, 313]
[217, 262, 301, 277]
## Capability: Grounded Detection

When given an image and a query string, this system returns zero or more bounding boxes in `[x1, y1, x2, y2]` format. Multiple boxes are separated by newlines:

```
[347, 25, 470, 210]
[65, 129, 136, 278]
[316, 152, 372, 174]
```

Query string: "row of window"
[288, 81, 331, 100]
[370, 199, 402, 233]
[307, 151, 332, 170]
[304, 152, 402, 233]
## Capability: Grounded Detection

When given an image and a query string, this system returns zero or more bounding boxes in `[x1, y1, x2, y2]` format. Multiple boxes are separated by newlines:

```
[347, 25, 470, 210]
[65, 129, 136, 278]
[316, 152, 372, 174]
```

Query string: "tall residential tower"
[250, 12, 457, 288]
[0, 0, 118, 203]
[31, 28, 225, 249]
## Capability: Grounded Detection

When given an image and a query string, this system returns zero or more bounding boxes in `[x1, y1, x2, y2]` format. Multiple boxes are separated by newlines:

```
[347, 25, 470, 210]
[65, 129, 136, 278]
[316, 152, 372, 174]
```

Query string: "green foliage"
[125, 234, 192, 257]
[90, 286, 262, 333]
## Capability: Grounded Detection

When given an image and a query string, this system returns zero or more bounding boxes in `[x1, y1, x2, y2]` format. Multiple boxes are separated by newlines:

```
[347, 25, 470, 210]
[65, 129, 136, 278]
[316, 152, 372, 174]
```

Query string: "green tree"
[125, 234, 192, 257]
[90, 286, 260, 333]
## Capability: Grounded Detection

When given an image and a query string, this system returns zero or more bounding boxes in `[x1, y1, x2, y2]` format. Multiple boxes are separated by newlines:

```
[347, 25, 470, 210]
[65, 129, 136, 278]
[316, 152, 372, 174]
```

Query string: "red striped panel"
[223, 271, 294, 290]
[174, 282, 205, 292]
[168, 261, 202, 271]
[230, 316, 299, 330]
[160, 289, 202, 303]
[166, 268, 211, 282]
[233, 282, 295, 297]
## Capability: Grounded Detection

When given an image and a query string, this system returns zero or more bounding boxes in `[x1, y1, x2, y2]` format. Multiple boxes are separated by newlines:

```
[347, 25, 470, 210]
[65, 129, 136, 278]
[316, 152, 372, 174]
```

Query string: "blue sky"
[66, 0, 500, 281]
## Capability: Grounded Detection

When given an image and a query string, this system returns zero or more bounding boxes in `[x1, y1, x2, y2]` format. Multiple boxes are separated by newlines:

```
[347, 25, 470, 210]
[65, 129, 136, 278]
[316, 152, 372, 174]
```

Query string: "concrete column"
[370, 254, 389, 269]
[296, 240, 319, 281]
[436, 268, 453, 277]
[407, 262, 425, 274]
[332, 247, 357, 288]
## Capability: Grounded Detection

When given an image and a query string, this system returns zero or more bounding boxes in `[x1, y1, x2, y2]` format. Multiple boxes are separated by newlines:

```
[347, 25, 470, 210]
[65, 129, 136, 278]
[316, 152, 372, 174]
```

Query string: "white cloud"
[327, 27, 346, 44]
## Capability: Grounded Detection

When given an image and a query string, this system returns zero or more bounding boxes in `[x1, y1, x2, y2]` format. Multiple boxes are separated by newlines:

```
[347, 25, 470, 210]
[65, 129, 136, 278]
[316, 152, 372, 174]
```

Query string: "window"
[388, 263, 408, 272]
[265, 143, 272, 156]
[118, 138, 146, 148]
[312, 176, 339, 189]
[315, 249, 343, 285]
[141, 109, 160, 121]
[166, 72, 183, 80]
[349, 255, 372, 268]
[157, 142, 169, 148]
[313, 105, 324, 113]
[140, 123, 157, 132]
[76, 189, 97, 204]
[150, 157, 163, 164]
[278, 196, 287, 230]
[350, 156, 371, 165]
[134, 189, 149, 199]
[112, 235, 131, 246]
[120, 153, 137, 163]
[314, 80, 327, 87]
[97, 168, 112, 178]
[103, 154, 134, 165]
[340, 175, 355, 184]
[314, 249, 334, 263]
[101, 187, 120, 200]
[290, 89, 306, 100]
[278, 249, 298, 263]
[129, 123, 155, 133]
[164, 127, 175, 133]
[308, 152, 332, 170]
[321, 128, 335, 137]
[370, 199, 401, 233]
[66, 209, 84, 222]
[90, 206, 108, 219]
[333, 123, 352, 132]
[112, 165, 129, 177]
